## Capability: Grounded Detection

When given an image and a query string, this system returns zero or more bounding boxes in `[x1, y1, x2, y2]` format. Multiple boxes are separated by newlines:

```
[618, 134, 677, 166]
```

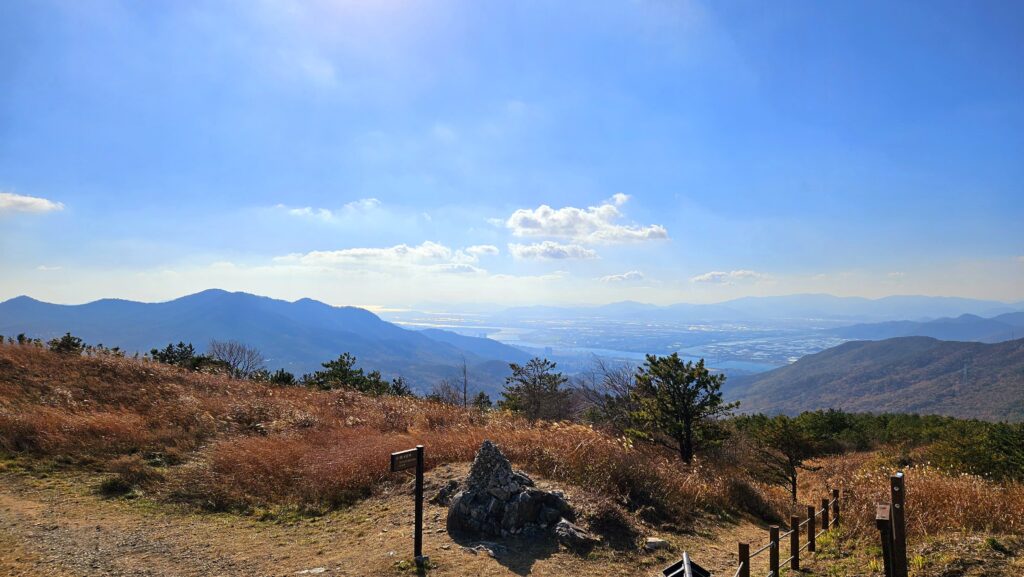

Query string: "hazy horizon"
[3, 286, 1022, 313]
[2, 1, 1022, 306]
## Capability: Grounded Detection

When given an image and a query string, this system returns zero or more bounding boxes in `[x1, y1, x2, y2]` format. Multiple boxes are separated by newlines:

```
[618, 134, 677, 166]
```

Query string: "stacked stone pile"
[446, 440, 598, 551]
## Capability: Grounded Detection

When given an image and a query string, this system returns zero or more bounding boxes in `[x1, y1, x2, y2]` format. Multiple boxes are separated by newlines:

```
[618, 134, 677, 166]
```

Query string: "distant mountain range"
[493, 294, 1021, 324]
[0, 290, 530, 394]
[727, 337, 1024, 422]
[828, 312, 1024, 343]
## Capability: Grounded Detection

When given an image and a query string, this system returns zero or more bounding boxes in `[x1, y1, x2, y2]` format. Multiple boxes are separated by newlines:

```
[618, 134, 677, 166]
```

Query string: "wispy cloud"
[433, 263, 484, 275]
[690, 270, 764, 284]
[0, 192, 64, 214]
[465, 245, 499, 258]
[36, 265, 63, 271]
[274, 240, 499, 276]
[276, 198, 381, 221]
[504, 195, 667, 244]
[276, 241, 452, 266]
[600, 270, 644, 283]
[509, 241, 598, 260]
[453, 245, 499, 263]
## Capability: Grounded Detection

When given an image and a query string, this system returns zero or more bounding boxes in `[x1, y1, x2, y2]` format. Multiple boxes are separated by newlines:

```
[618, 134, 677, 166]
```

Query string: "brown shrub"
[801, 455, 1024, 539]
[110, 454, 164, 486]
[585, 498, 644, 550]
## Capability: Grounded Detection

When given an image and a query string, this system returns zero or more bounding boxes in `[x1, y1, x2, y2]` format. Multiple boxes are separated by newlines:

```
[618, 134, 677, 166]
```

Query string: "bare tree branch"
[208, 340, 265, 378]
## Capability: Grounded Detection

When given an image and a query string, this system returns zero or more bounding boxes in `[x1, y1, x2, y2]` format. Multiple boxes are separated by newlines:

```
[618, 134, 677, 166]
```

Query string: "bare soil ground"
[0, 461, 771, 577]
[1, 462, 1019, 577]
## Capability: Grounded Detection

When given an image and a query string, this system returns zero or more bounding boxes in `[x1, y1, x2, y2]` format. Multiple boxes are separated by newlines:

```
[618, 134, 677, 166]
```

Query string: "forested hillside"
[728, 337, 1024, 421]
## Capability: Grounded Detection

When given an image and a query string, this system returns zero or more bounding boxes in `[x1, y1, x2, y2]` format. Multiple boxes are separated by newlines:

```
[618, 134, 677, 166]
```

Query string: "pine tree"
[629, 354, 736, 464]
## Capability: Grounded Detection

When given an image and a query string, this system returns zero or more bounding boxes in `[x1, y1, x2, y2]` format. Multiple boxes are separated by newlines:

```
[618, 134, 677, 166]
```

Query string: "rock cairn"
[447, 441, 598, 551]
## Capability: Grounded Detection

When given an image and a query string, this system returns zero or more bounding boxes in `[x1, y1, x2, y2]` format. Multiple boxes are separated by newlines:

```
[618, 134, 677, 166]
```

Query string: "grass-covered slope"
[0, 343, 734, 522]
[728, 337, 1024, 421]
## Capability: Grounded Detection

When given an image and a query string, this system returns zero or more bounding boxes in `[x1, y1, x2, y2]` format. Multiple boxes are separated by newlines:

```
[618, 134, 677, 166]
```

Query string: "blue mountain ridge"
[0, 289, 529, 395]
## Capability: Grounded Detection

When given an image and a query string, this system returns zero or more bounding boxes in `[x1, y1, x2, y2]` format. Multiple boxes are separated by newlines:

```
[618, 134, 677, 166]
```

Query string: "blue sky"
[1, 0, 1022, 307]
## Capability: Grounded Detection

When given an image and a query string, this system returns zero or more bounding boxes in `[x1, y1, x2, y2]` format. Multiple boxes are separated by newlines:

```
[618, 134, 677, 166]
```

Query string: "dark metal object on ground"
[662, 552, 711, 577]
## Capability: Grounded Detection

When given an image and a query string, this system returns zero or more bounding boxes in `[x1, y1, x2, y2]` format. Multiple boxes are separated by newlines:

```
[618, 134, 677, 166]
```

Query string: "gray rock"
[511, 470, 534, 487]
[430, 479, 460, 506]
[644, 537, 670, 551]
[446, 440, 582, 545]
[554, 519, 599, 552]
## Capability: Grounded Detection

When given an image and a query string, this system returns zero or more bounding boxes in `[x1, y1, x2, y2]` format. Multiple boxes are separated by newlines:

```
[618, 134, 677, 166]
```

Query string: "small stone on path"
[644, 537, 670, 551]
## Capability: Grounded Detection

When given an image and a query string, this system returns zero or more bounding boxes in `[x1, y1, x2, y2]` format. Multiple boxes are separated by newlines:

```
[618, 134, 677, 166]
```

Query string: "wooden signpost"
[391, 445, 426, 566]
[890, 473, 908, 577]
[876, 504, 894, 577]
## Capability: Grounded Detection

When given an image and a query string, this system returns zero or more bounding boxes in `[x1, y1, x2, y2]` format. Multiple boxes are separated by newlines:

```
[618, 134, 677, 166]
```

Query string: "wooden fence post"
[738, 542, 750, 577]
[832, 488, 840, 527]
[876, 504, 894, 577]
[821, 497, 830, 531]
[890, 474, 908, 577]
[806, 505, 816, 552]
[790, 515, 800, 571]
[769, 525, 780, 577]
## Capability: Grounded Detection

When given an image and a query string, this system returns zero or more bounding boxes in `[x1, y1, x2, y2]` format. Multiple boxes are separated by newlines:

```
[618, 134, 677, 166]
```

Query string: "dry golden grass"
[800, 453, 1024, 539]
[3, 341, 1022, 546]
[0, 343, 732, 523]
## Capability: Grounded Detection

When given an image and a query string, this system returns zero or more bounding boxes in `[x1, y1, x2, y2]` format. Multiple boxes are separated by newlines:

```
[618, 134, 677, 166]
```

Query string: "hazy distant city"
[385, 313, 865, 376]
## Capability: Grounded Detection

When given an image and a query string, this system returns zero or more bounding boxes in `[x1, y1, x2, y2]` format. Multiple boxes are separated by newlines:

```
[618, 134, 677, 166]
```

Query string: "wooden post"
[390, 446, 427, 566]
[738, 542, 750, 577]
[790, 515, 800, 571]
[807, 505, 816, 552]
[769, 525, 780, 577]
[876, 504, 894, 577]
[890, 473, 908, 577]
[821, 497, 830, 531]
[832, 488, 841, 528]
[414, 445, 425, 564]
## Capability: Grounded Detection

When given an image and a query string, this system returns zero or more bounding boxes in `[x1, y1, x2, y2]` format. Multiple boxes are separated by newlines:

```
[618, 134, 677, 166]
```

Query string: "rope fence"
[664, 473, 908, 577]
[733, 488, 843, 577]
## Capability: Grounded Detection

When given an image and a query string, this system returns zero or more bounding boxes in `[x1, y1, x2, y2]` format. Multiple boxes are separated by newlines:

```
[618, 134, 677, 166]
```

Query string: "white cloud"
[285, 206, 334, 219]
[601, 270, 644, 283]
[452, 244, 499, 264]
[277, 241, 452, 266]
[277, 198, 380, 221]
[609, 193, 630, 206]
[433, 263, 484, 275]
[465, 245, 499, 257]
[504, 196, 667, 244]
[36, 265, 62, 271]
[0, 192, 64, 214]
[509, 241, 598, 260]
[690, 270, 764, 284]
[273, 241, 501, 276]
[344, 197, 381, 211]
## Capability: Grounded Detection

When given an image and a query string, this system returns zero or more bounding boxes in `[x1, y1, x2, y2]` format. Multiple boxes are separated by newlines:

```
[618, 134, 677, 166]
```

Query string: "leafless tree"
[208, 339, 265, 378]
[428, 379, 463, 405]
[573, 356, 639, 432]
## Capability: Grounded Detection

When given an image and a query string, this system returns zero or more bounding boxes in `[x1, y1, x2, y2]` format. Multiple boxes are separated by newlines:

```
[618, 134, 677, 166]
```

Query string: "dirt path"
[0, 466, 784, 577]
